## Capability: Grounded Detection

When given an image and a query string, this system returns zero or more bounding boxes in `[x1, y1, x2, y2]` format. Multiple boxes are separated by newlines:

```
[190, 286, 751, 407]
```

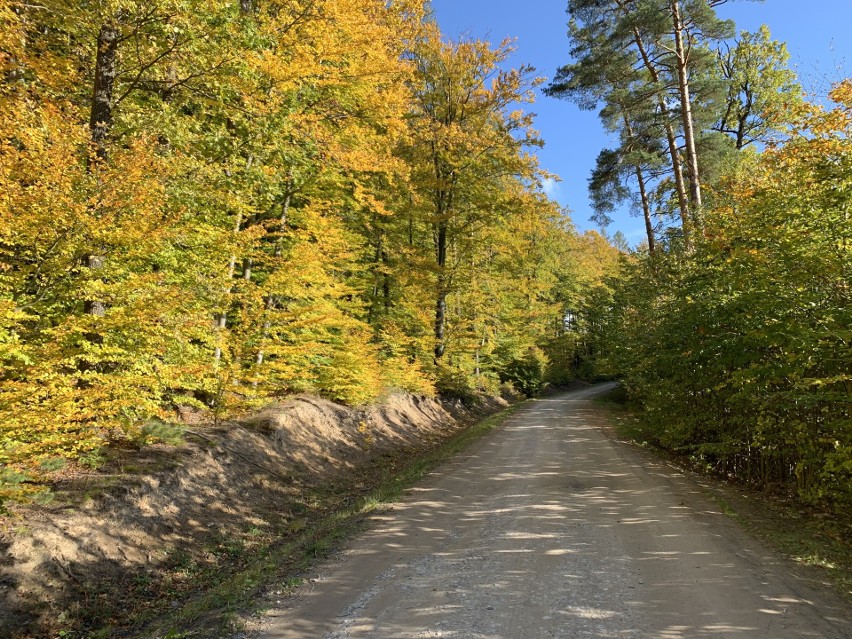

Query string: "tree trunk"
[671, 0, 702, 218]
[662, 116, 693, 249]
[635, 165, 656, 257]
[213, 239, 239, 365]
[84, 22, 119, 319]
[213, 154, 254, 364]
[253, 190, 292, 375]
[382, 249, 391, 311]
[622, 114, 656, 257]
[367, 233, 384, 326]
[83, 256, 106, 317]
[631, 27, 693, 250]
[434, 222, 447, 360]
[89, 23, 119, 166]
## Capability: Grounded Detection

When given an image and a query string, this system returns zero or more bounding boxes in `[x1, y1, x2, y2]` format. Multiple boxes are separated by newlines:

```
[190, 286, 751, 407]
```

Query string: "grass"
[137, 400, 527, 639]
[606, 386, 852, 603]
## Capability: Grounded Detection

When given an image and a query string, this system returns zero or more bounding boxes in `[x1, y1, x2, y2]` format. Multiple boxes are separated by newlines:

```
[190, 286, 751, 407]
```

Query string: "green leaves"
[599, 85, 852, 509]
[2, 0, 615, 501]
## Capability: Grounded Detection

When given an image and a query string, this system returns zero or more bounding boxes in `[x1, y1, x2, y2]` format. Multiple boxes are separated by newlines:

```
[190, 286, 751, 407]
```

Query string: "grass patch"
[137, 401, 526, 639]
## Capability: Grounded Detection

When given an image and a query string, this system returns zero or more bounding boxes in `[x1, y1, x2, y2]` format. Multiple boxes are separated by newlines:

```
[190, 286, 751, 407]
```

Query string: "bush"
[434, 364, 479, 403]
[501, 348, 548, 397]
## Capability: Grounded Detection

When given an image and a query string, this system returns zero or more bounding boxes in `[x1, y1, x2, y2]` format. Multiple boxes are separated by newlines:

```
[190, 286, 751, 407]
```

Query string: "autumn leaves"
[0, 1, 609, 498]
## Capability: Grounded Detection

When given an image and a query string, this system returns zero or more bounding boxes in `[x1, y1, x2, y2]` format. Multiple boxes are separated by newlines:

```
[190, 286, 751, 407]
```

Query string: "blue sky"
[428, 0, 851, 244]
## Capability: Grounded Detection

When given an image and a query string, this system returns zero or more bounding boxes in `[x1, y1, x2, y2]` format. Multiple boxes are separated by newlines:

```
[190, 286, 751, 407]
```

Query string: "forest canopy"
[1, 0, 849, 515]
[0, 0, 620, 501]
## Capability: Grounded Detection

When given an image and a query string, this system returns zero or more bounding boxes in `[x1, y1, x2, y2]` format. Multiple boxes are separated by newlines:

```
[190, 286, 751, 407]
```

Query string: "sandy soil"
[0, 392, 508, 638]
[251, 384, 852, 639]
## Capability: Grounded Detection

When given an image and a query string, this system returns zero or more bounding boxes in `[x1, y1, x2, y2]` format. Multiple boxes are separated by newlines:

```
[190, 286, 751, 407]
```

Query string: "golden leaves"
[0, 0, 583, 496]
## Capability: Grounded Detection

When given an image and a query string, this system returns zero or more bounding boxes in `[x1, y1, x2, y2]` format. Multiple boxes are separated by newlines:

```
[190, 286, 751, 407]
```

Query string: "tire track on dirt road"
[250, 383, 852, 638]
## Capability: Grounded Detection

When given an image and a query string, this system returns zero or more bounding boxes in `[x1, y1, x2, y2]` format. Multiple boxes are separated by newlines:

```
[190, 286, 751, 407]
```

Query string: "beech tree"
[404, 28, 544, 362]
[2, 1, 613, 500]
[714, 26, 803, 149]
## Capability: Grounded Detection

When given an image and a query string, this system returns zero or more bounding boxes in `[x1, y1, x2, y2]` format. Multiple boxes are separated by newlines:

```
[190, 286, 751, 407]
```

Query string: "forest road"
[252, 383, 852, 638]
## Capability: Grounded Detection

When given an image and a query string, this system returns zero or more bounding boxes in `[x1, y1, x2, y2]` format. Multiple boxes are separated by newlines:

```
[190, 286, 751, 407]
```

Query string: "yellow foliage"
[0, 0, 592, 501]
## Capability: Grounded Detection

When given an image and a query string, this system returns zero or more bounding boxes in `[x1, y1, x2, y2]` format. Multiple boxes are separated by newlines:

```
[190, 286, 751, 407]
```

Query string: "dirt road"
[253, 384, 851, 638]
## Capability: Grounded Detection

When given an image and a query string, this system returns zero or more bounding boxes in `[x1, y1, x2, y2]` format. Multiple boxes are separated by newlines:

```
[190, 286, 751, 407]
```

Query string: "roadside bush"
[599, 84, 852, 511]
[501, 347, 548, 396]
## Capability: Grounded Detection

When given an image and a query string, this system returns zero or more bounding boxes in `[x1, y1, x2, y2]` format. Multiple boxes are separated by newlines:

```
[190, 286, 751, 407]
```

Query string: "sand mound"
[0, 392, 508, 638]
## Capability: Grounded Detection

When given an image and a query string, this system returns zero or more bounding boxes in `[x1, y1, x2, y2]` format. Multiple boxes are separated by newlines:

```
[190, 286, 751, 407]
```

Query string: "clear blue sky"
[428, 0, 851, 244]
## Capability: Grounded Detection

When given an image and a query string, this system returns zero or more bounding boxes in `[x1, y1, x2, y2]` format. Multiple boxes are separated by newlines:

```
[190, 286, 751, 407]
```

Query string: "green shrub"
[501, 348, 548, 397]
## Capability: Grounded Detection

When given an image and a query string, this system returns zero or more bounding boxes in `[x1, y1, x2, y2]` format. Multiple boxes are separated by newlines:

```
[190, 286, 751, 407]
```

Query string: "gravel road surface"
[254, 383, 852, 638]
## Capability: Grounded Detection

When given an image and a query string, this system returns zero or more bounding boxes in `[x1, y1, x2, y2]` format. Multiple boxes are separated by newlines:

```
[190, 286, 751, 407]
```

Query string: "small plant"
[38, 456, 67, 473]
[361, 496, 384, 512]
[0, 467, 49, 510]
[79, 449, 106, 470]
[140, 420, 186, 446]
[357, 420, 375, 448]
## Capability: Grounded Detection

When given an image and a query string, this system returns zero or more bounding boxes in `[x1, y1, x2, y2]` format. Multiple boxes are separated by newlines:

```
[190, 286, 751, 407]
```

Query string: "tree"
[714, 25, 802, 149]
[0, 0, 216, 480]
[0, 0, 610, 503]
[548, 0, 737, 247]
[597, 82, 852, 509]
[587, 109, 666, 256]
[404, 27, 544, 362]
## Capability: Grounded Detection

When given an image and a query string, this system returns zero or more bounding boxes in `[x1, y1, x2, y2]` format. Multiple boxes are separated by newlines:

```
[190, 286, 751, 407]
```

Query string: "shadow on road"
[261, 386, 851, 639]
